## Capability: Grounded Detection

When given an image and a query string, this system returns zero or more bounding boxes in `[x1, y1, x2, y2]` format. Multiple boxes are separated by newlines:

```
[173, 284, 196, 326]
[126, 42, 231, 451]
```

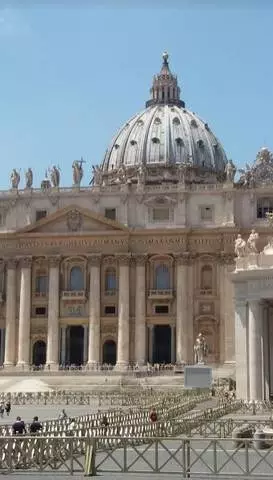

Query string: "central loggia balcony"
[148, 289, 174, 299]
[61, 290, 87, 301]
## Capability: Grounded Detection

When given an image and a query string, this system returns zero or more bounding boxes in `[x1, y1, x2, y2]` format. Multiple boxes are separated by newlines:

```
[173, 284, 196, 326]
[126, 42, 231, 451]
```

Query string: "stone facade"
[0, 53, 272, 379]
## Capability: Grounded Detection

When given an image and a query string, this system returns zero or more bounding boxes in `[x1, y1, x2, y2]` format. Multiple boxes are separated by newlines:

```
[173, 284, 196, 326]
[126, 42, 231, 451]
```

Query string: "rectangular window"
[35, 275, 48, 294]
[104, 305, 116, 315]
[0, 213, 4, 226]
[36, 210, 47, 222]
[152, 207, 170, 222]
[35, 307, 47, 316]
[105, 208, 116, 221]
[257, 198, 273, 219]
[155, 305, 169, 314]
[200, 206, 213, 221]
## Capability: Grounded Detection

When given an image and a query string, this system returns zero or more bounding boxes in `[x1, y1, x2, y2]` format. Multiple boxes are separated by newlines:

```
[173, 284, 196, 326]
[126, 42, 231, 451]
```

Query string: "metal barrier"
[2, 435, 273, 476]
[94, 436, 273, 477]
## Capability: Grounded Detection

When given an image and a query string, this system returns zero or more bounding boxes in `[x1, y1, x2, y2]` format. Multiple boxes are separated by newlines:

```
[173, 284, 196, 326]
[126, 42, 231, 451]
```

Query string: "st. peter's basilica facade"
[0, 53, 272, 386]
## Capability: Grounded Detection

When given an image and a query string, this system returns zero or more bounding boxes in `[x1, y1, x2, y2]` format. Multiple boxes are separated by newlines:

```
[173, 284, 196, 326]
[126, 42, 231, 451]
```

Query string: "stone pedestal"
[87, 256, 101, 367]
[4, 259, 17, 367]
[17, 257, 32, 368]
[134, 255, 146, 365]
[46, 257, 60, 369]
[116, 255, 130, 369]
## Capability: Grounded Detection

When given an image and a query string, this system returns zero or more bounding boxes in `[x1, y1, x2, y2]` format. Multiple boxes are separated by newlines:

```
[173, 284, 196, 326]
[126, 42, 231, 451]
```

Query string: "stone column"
[171, 325, 176, 364]
[235, 299, 248, 399]
[134, 255, 146, 365]
[219, 254, 235, 364]
[248, 300, 263, 400]
[87, 255, 101, 367]
[175, 253, 192, 364]
[46, 256, 60, 369]
[60, 325, 67, 365]
[17, 257, 32, 368]
[148, 324, 154, 363]
[0, 329, 5, 365]
[4, 259, 17, 367]
[116, 254, 130, 368]
[83, 324, 89, 364]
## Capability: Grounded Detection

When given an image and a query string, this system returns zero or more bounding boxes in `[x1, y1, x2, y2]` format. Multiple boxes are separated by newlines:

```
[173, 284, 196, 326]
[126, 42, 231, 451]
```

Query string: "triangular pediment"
[18, 205, 128, 234]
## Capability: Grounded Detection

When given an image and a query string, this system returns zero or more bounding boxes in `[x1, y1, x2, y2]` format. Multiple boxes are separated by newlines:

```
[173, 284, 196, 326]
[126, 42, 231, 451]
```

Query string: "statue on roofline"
[48, 165, 61, 188]
[25, 168, 33, 189]
[10, 169, 20, 189]
[72, 158, 85, 186]
[247, 229, 259, 253]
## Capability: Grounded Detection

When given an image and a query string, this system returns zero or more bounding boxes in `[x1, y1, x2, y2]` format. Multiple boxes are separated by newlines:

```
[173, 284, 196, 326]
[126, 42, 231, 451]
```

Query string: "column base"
[87, 362, 99, 371]
[4, 362, 16, 369]
[16, 363, 29, 371]
[45, 362, 59, 372]
[115, 362, 129, 371]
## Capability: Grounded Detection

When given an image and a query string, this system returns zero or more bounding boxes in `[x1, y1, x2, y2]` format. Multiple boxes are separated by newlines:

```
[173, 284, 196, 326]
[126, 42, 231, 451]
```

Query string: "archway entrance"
[153, 325, 171, 364]
[32, 341, 46, 366]
[68, 326, 84, 365]
[102, 340, 117, 365]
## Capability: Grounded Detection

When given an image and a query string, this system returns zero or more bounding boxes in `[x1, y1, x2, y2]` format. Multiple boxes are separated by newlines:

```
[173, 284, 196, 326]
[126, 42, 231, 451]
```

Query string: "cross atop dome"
[146, 52, 185, 108]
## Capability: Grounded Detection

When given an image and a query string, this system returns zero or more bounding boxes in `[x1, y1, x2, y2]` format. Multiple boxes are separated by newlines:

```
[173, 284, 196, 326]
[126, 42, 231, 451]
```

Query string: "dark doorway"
[103, 340, 117, 365]
[68, 326, 84, 365]
[153, 325, 171, 364]
[32, 341, 46, 366]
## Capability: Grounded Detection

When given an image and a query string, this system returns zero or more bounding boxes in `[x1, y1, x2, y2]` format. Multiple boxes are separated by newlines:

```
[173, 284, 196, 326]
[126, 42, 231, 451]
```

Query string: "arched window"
[69, 266, 84, 291]
[105, 268, 117, 292]
[155, 264, 170, 290]
[201, 265, 213, 291]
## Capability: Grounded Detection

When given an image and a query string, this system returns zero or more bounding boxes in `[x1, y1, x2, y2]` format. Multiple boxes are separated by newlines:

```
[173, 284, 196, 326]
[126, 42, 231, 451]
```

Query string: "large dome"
[101, 53, 227, 178]
[102, 104, 227, 172]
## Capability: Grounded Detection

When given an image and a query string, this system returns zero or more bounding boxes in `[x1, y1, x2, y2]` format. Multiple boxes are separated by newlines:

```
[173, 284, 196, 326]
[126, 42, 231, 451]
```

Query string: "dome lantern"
[146, 52, 185, 108]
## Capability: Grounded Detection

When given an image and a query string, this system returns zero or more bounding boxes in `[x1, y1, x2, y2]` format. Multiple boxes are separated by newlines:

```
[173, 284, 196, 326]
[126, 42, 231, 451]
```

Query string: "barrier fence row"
[1, 436, 273, 476]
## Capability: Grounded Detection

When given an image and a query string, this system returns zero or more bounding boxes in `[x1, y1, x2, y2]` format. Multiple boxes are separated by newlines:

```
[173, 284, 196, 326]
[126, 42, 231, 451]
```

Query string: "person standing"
[5, 401, 11, 417]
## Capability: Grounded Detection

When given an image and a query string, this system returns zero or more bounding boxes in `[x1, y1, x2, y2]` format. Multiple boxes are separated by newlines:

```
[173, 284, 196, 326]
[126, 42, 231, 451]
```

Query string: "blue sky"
[0, 1, 272, 189]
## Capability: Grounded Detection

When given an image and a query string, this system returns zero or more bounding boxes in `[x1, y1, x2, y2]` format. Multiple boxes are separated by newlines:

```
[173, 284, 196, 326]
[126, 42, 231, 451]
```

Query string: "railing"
[34, 291, 47, 298]
[148, 289, 174, 299]
[61, 290, 86, 300]
[94, 437, 273, 477]
[104, 289, 118, 296]
[2, 435, 273, 476]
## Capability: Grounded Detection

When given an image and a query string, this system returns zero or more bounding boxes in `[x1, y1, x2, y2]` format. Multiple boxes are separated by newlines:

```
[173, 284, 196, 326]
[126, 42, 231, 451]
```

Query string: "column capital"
[219, 252, 235, 266]
[147, 324, 154, 331]
[133, 254, 147, 266]
[175, 252, 194, 266]
[102, 255, 117, 266]
[18, 256, 32, 269]
[87, 254, 101, 267]
[48, 256, 61, 268]
[5, 258, 17, 270]
[116, 254, 131, 266]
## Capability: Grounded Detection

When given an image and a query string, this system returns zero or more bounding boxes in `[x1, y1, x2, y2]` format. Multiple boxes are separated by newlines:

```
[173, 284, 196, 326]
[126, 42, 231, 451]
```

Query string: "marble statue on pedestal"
[247, 229, 259, 253]
[194, 333, 208, 364]
[235, 234, 246, 257]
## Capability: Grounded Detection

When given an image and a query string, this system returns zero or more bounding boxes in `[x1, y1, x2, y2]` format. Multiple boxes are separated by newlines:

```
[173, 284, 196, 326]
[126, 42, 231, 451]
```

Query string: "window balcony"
[148, 289, 174, 300]
[61, 290, 87, 301]
[104, 289, 118, 296]
[34, 291, 48, 298]
[199, 288, 213, 296]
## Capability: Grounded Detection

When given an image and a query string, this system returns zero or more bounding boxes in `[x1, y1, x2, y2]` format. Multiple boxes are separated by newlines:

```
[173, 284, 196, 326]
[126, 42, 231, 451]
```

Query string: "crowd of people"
[2, 403, 160, 437]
